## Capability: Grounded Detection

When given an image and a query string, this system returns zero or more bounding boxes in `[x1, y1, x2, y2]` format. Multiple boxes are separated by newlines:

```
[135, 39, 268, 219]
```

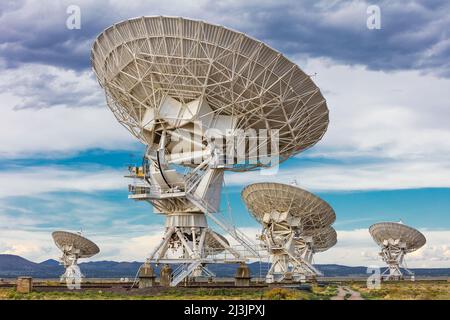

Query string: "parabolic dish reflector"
[52, 231, 100, 258]
[241, 182, 335, 230]
[369, 222, 426, 252]
[205, 231, 229, 253]
[303, 226, 337, 252]
[91, 16, 329, 169]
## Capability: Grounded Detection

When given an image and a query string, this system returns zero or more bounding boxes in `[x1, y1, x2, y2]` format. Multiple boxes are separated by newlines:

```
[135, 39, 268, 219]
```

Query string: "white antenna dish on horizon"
[52, 231, 100, 285]
[369, 221, 426, 280]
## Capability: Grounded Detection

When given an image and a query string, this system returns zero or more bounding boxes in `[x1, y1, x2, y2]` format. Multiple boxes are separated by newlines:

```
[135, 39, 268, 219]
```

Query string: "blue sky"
[0, 0, 449, 267]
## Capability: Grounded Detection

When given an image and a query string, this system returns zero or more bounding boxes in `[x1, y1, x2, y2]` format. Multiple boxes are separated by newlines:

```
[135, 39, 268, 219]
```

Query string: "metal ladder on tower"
[186, 193, 260, 258]
[171, 261, 202, 287]
[183, 163, 260, 258]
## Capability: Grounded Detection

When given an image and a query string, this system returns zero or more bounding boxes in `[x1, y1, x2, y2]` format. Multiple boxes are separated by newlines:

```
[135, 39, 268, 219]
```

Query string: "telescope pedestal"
[146, 212, 243, 286]
[380, 244, 413, 280]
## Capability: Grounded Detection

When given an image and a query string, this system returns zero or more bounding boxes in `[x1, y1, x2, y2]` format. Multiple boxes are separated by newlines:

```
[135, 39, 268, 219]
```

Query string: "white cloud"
[223, 58, 450, 191]
[0, 63, 137, 158]
[0, 1, 448, 276]
[0, 229, 56, 261]
[0, 166, 127, 198]
[408, 230, 450, 267]
[225, 159, 450, 191]
[0, 63, 104, 110]
[0, 30, 449, 193]
[315, 228, 450, 268]
[301, 57, 450, 161]
[0, 224, 166, 262]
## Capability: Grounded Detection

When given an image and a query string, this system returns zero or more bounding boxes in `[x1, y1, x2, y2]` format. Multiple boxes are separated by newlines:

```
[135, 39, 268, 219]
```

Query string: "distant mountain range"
[0, 254, 449, 278]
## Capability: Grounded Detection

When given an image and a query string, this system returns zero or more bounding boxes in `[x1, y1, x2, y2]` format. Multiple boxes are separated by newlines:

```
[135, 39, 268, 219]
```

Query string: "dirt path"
[331, 286, 364, 300]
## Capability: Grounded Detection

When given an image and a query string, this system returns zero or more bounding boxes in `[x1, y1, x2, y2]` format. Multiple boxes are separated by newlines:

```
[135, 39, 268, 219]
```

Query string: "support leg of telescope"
[147, 227, 175, 263]
[384, 264, 402, 281]
[206, 228, 242, 259]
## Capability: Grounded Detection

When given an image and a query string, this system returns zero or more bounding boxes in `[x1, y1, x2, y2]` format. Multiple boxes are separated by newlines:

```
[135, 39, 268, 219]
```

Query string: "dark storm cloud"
[0, 0, 449, 76]
[0, 0, 119, 70]
[242, 0, 450, 76]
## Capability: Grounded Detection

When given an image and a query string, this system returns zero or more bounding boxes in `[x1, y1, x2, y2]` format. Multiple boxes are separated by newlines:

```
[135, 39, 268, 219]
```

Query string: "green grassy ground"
[349, 280, 450, 300]
[0, 285, 338, 300]
[4, 281, 447, 300]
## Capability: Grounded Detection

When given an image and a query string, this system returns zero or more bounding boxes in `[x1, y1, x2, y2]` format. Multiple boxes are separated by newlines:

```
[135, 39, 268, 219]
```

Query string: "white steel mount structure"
[242, 182, 336, 283]
[369, 221, 426, 281]
[52, 231, 100, 286]
[91, 16, 330, 286]
[296, 226, 337, 271]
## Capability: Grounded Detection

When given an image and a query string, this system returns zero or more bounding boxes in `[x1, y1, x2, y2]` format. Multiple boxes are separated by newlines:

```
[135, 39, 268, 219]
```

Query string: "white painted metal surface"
[91, 16, 330, 285]
[91, 16, 329, 171]
[52, 231, 100, 283]
[242, 182, 336, 282]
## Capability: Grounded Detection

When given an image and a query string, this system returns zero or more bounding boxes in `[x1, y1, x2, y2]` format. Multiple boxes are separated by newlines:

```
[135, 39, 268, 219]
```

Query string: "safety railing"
[200, 244, 268, 262]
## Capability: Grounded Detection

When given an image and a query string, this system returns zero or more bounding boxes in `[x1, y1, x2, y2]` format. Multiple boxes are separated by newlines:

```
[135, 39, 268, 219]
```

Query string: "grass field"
[348, 280, 450, 300]
[0, 285, 337, 300]
[1, 281, 448, 300]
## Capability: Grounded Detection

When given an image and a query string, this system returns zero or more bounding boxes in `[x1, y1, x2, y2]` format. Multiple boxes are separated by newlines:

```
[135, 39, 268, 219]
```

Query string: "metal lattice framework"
[52, 231, 100, 283]
[91, 16, 331, 286]
[242, 182, 336, 282]
[242, 182, 335, 230]
[91, 16, 329, 170]
[293, 227, 336, 269]
[304, 226, 337, 253]
[369, 222, 426, 280]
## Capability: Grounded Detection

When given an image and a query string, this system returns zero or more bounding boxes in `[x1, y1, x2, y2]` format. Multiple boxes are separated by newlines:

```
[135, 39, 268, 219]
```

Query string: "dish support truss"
[259, 219, 321, 283]
[128, 151, 260, 286]
[379, 239, 414, 280]
[58, 245, 83, 287]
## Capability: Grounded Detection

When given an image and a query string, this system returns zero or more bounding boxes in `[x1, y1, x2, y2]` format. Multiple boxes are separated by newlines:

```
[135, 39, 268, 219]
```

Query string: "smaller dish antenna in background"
[52, 231, 100, 286]
[369, 221, 426, 280]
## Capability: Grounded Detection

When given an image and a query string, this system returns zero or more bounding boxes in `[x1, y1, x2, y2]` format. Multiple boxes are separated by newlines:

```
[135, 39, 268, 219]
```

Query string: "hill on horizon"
[0, 254, 449, 279]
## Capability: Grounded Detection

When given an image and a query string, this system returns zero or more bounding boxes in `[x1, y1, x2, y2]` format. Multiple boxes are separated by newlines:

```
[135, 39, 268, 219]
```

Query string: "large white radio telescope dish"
[91, 16, 331, 286]
[91, 16, 329, 170]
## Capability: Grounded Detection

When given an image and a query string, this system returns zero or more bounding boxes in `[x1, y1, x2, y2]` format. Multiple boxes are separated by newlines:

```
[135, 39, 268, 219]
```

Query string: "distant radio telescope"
[52, 231, 100, 286]
[91, 16, 329, 286]
[369, 221, 426, 280]
[298, 225, 337, 257]
[242, 182, 336, 282]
